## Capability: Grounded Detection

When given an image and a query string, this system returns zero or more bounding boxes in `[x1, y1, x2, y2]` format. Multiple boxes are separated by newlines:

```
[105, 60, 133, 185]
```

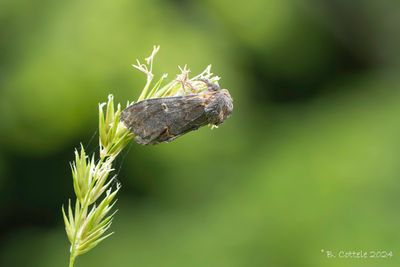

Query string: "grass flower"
[62, 46, 222, 267]
[63, 95, 132, 267]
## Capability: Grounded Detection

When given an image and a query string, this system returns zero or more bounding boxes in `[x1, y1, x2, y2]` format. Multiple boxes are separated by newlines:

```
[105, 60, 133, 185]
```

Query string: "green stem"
[137, 77, 152, 102]
[69, 253, 76, 267]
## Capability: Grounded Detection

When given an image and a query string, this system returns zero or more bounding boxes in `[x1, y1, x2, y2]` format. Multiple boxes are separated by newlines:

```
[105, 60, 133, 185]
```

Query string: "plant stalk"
[69, 253, 76, 267]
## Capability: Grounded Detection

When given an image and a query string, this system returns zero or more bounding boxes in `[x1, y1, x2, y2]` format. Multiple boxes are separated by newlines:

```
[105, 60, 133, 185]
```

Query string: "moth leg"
[178, 77, 195, 95]
[196, 78, 220, 91]
[158, 126, 175, 142]
[179, 80, 188, 94]
[186, 82, 196, 93]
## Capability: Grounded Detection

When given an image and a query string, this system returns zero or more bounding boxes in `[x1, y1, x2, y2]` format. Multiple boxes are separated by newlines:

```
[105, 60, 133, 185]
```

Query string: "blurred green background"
[1, 0, 400, 266]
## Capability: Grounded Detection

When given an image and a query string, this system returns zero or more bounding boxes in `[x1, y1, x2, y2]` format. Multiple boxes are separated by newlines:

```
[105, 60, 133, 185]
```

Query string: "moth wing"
[157, 96, 209, 143]
[121, 95, 207, 144]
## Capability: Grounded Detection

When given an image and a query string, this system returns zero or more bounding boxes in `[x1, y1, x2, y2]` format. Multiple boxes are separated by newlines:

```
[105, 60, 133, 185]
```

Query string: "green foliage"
[99, 95, 132, 159]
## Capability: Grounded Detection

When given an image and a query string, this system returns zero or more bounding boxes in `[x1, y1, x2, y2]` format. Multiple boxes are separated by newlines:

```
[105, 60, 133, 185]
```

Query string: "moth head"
[205, 89, 233, 125]
[220, 89, 233, 118]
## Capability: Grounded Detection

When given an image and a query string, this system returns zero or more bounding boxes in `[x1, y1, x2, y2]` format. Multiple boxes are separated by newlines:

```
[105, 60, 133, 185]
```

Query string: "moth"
[120, 80, 233, 145]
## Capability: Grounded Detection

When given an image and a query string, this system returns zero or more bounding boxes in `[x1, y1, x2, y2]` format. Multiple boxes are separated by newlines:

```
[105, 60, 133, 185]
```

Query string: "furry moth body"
[120, 86, 233, 145]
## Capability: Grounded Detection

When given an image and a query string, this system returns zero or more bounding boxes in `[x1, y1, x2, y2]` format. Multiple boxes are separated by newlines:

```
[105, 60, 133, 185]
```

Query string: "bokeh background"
[1, 0, 400, 266]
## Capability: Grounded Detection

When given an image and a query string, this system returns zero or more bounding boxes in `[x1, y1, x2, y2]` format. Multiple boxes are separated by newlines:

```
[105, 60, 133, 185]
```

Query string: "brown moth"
[120, 81, 233, 145]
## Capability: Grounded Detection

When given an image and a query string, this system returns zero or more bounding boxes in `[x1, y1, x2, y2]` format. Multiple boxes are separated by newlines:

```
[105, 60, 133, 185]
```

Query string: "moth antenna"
[196, 78, 220, 91]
